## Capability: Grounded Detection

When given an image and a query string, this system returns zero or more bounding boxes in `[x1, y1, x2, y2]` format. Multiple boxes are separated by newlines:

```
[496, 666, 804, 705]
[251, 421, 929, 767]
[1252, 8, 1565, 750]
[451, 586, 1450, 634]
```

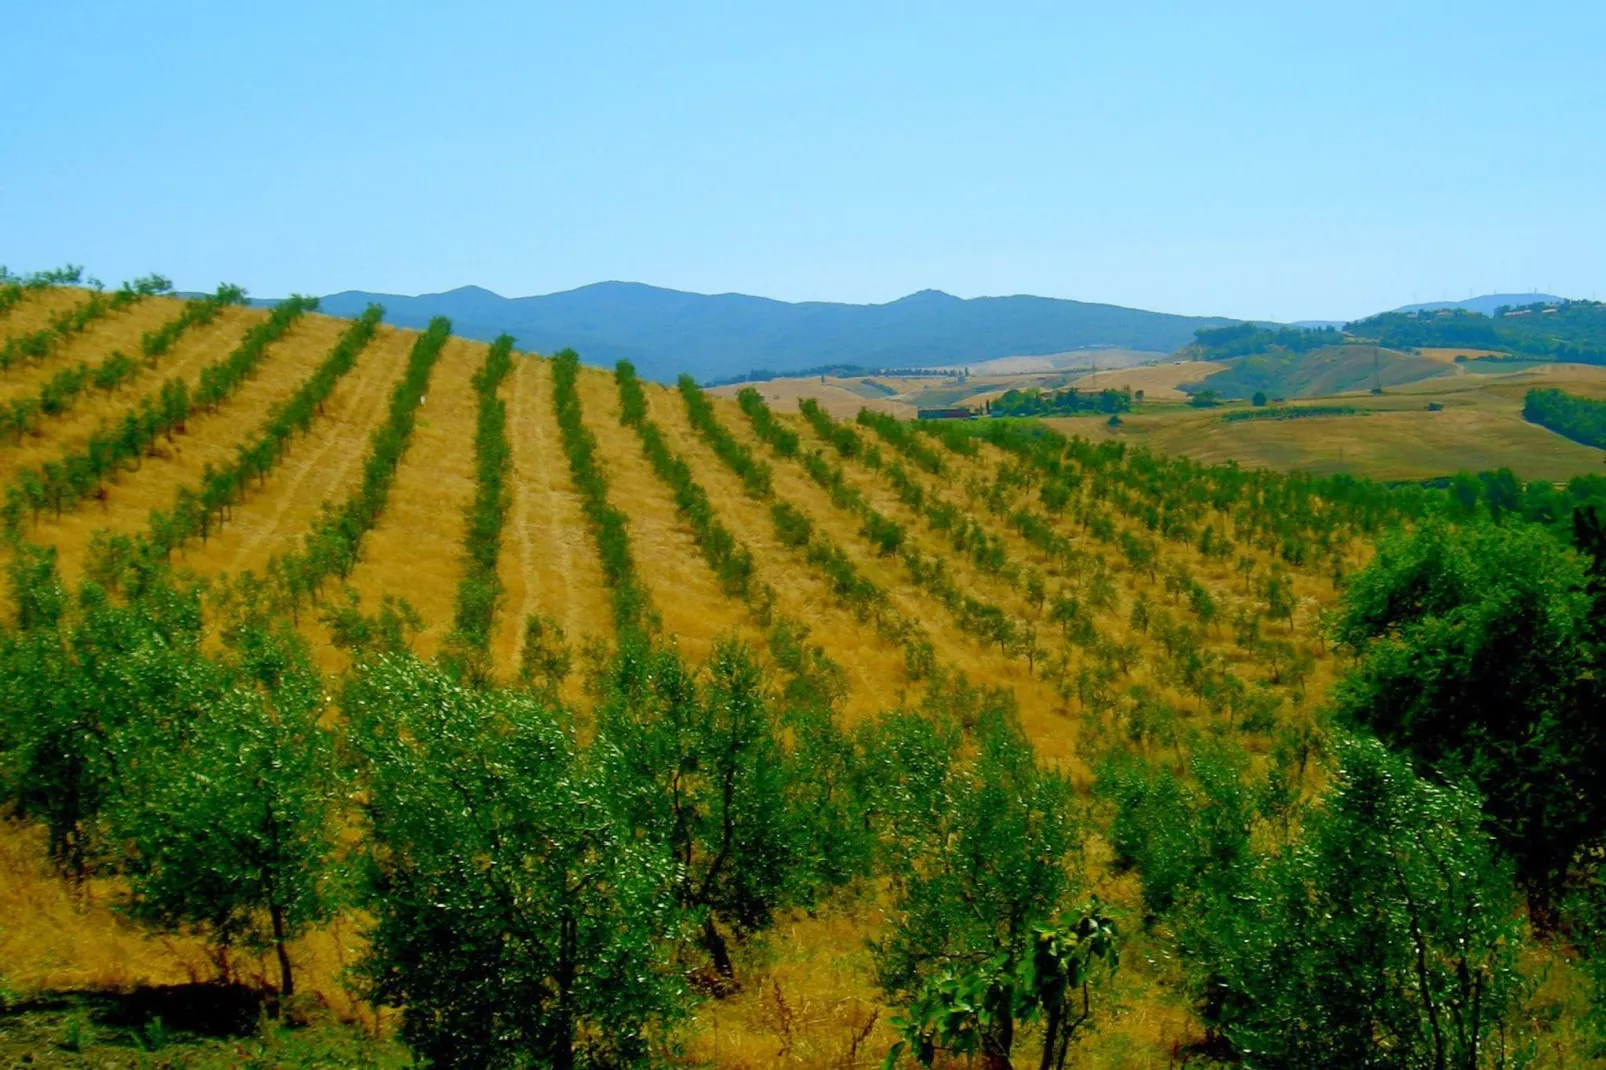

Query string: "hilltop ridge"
[281, 281, 1238, 382]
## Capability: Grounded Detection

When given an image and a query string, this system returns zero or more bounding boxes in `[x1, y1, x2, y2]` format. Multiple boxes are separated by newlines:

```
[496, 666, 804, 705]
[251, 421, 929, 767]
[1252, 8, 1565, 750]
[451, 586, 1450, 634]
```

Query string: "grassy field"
[1042, 362, 1606, 482]
[0, 284, 1596, 1067]
[711, 350, 1167, 419]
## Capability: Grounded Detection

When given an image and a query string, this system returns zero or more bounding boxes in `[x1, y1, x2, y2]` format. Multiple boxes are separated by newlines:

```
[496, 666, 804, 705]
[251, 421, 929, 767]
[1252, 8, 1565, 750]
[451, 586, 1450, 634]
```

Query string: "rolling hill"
[1, 279, 1601, 1068]
[297, 281, 1239, 383]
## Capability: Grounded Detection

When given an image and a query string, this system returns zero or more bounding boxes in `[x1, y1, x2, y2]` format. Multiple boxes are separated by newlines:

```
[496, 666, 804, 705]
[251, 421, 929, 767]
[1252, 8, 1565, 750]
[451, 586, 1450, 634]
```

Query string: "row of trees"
[448, 334, 515, 665]
[1, 295, 316, 534]
[0, 264, 83, 318]
[140, 305, 384, 563]
[986, 386, 1133, 418]
[3, 281, 250, 450]
[263, 314, 451, 608]
[685, 383, 937, 670]
[2, 522, 1122, 1066]
[551, 348, 652, 634]
[0, 273, 172, 373]
[616, 361, 756, 598]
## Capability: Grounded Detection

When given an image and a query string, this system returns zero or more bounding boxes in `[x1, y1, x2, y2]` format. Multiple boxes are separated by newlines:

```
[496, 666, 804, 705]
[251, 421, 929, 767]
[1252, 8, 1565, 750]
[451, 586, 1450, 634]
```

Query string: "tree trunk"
[270, 899, 294, 998]
[703, 914, 735, 983]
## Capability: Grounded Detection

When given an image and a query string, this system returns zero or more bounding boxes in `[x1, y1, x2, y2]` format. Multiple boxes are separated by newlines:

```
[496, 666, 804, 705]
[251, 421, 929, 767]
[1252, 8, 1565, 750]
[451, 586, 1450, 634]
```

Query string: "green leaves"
[347, 654, 687, 1068]
[110, 621, 338, 996]
[873, 702, 1101, 1065]
[618, 362, 755, 600]
[1183, 735, 1528, 1069]
[3, 294, 313, 535]
[1333, 518, 1601, 916]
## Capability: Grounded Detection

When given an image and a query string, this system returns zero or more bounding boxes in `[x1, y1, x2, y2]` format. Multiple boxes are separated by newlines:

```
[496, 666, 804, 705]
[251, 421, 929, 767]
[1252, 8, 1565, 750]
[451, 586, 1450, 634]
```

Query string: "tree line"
[1525, 386, 1606, 450]
[448, 334, 515, 671]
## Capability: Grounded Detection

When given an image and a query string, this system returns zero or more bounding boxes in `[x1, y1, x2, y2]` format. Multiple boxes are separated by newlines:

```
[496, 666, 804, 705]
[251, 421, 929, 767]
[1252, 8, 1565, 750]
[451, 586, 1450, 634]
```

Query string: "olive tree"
[873, 700, 1116, 1068]
[347, 653, 687, 1069]
[110, 622, 338, 998]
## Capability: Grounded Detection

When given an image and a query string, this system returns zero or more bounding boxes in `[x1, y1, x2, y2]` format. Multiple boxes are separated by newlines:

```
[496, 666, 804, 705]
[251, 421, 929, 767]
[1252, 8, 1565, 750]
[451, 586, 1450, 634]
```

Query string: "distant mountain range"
[290, 282, 1238, 383]
[250, 282, 1576, 383]
[1394, 293, 1563, 316]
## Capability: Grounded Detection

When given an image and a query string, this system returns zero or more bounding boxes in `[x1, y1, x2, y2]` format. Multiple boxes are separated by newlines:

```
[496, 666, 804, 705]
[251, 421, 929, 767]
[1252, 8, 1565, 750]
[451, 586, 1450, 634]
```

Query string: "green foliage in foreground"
[347, 654, 686, 1069]
[1333, 517, 1606, 922]
[1189, 737, 1528, 1068]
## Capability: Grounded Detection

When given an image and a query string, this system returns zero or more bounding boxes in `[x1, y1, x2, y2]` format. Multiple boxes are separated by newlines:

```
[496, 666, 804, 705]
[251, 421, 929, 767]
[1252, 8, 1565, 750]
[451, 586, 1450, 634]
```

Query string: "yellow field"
[1067, 360, 1225, 401]
[711, 376, 916, 418]
[0, 287, 1582, 1066]
[1047, 362, 1606, 482]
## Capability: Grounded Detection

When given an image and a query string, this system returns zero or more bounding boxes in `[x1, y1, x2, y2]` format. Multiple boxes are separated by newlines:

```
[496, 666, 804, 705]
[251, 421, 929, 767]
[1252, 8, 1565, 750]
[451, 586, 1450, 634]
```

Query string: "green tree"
[1333, 519, 1603, 920]
[1184, 736, 1528, 1069]
[110, 621, 339, 998]
[347, 654, 686, 1069]
[595, 636, 842, 985]
[874, 702, 1111, 1068]
[0, 546, 221, 879]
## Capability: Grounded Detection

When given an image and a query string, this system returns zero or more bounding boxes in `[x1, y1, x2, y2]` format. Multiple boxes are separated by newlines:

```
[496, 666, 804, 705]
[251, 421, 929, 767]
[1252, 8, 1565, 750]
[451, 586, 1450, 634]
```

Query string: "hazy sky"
[5, 1, 1602, 321]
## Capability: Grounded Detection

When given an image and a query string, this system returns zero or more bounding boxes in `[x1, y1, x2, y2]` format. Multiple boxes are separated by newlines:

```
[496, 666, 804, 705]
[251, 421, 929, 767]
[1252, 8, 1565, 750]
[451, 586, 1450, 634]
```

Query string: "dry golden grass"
[1067, 360, 1225, 402]
[0, 291, 183, 408]
[717, 401, 1086, 765]
[0, 321, 1556, 1066]
[32, 313, 352, 582]
[1043, 362, 1606, 482]
[1415, 347, 1509, 363]
[0, 286, 97, 342]
[0, 304, 268, 488]
[0, 823, 370, 1026]
[711, 378, 916, 419]
[492, 355, 616, 683]
[682, 894, 897, 1068]
[575, 369, 764, 666]
[650, 387, 912, 722]
[334, 335, 482, 661]
[181, 324, 414, 583]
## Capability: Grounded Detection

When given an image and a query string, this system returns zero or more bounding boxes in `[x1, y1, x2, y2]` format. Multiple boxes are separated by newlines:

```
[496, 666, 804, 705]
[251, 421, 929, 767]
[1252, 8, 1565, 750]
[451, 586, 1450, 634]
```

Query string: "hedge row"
[1524, 387, 1606, 450]
[856, 407, 946, 475]
[675, 375, 772, 496]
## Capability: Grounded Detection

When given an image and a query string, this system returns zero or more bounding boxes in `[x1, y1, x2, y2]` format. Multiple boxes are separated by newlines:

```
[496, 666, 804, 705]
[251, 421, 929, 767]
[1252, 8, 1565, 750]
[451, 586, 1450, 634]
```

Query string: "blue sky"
[4, 1, 1602, 322]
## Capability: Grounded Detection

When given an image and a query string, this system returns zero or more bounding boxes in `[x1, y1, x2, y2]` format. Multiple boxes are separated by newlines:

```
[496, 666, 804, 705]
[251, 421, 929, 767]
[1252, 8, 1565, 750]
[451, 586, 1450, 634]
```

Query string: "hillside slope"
[4, 282, 1596, 1069]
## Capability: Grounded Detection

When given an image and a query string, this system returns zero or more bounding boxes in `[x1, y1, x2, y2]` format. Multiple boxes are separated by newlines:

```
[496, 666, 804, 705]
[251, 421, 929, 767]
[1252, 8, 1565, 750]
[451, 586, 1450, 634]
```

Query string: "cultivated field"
[0, 285, 1594, 1067]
